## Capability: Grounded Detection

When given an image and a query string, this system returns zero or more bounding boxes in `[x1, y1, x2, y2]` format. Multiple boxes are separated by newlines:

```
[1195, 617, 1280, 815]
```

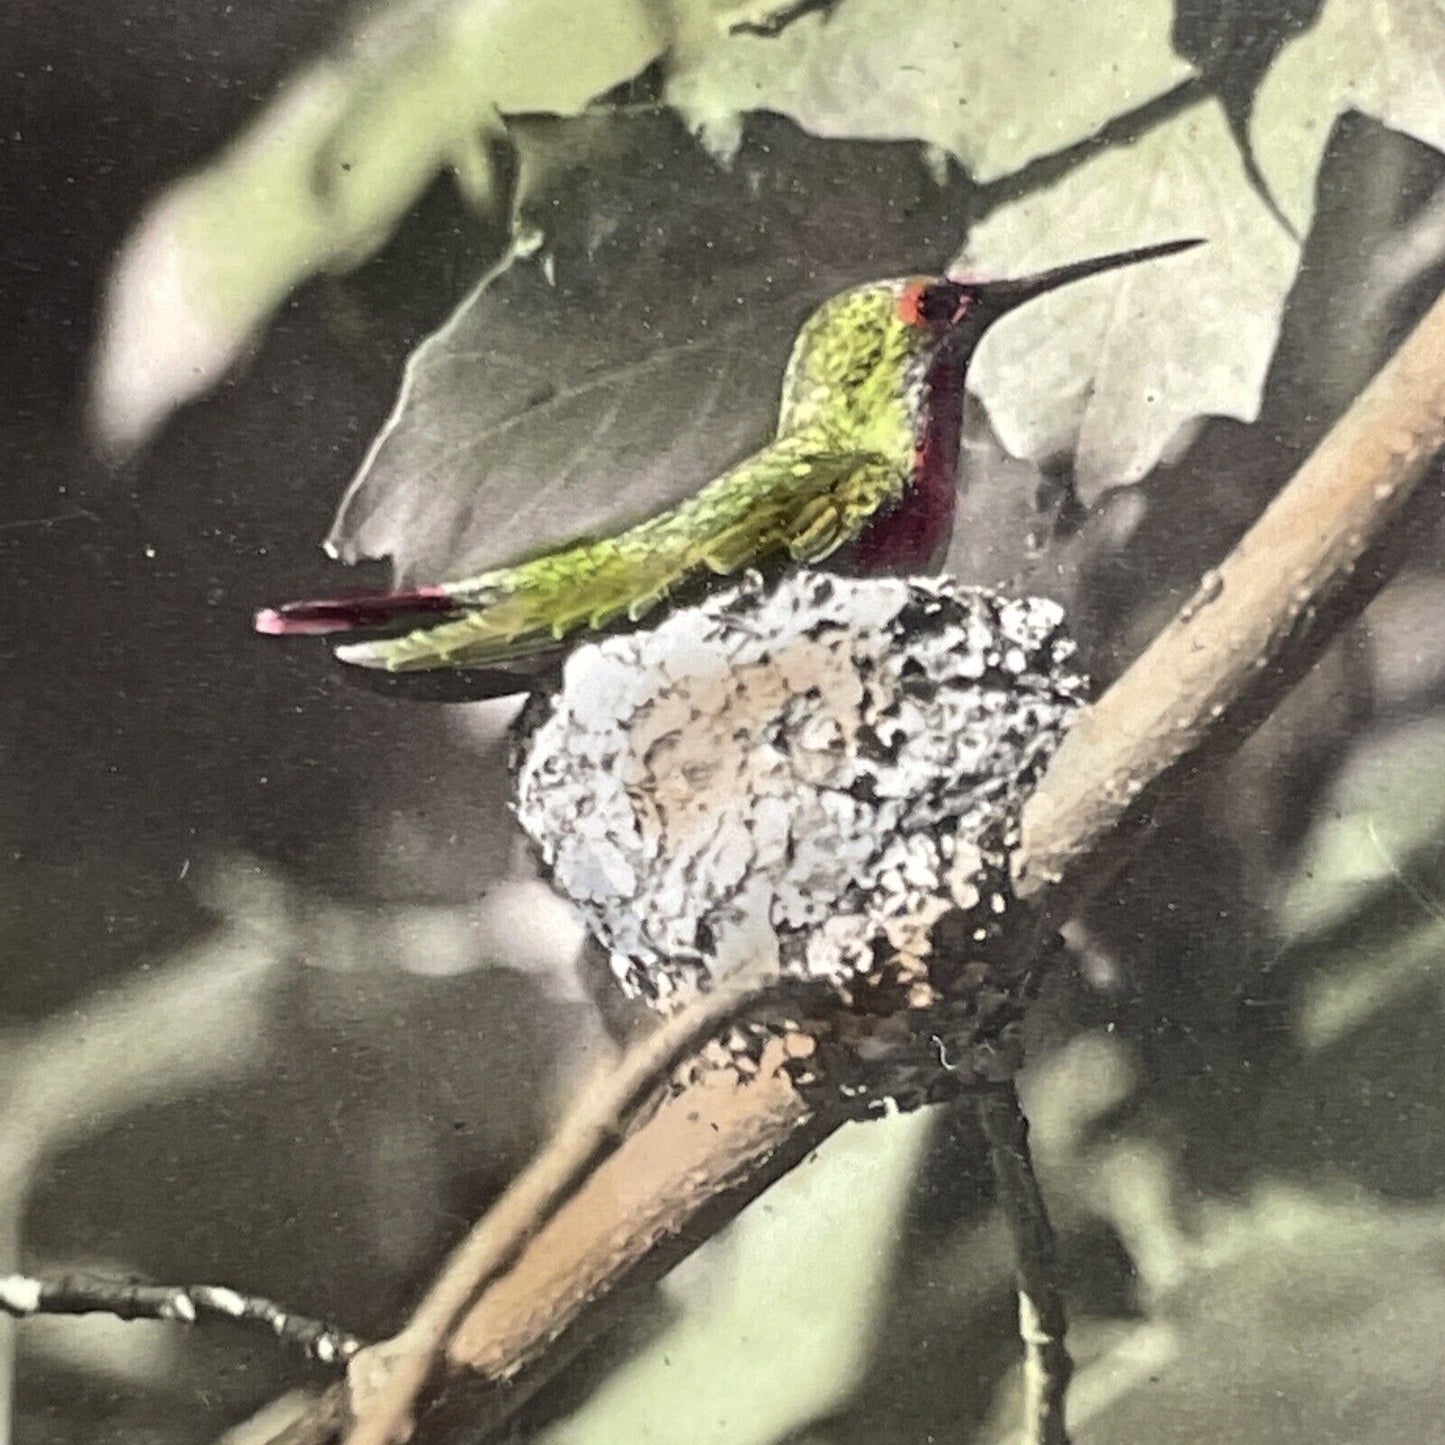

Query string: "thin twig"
[978, 1086, 1072, 1445]
[0, 1273, 364, 1366]
[249, 284, 1445, 1445]
[0, 870, 291, 1437]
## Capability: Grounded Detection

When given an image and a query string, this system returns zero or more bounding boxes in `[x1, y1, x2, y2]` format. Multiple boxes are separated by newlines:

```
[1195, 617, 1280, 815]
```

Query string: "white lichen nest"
[512, 570, 1086, 1035]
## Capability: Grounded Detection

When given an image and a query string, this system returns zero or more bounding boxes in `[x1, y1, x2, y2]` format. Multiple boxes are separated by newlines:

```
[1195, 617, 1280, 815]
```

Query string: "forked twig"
[340, 974, 815, 1445]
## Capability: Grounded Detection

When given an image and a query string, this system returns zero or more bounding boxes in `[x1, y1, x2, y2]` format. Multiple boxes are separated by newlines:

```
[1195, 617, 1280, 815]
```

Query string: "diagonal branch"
[338, 977, 828, 1445]
[257, 283, 1445, 1445]
[1014, 279, 1445, 909]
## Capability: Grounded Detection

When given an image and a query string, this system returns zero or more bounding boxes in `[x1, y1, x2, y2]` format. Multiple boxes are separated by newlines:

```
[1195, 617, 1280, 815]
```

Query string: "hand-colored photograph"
[5, 2, 1445, 1441]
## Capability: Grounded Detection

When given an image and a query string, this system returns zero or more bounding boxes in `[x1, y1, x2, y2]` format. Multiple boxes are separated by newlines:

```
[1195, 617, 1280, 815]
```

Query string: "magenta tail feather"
[254, 585, 459, 637]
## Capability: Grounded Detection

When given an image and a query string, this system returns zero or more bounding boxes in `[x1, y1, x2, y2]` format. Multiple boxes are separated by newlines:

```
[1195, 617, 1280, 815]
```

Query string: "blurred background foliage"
[5, 0, 1445, 1440]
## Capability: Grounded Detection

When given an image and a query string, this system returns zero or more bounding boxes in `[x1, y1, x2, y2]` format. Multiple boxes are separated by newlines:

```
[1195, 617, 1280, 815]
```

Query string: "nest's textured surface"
[511, 572, 1086, 1063]
[513, 570, 1086, 1091]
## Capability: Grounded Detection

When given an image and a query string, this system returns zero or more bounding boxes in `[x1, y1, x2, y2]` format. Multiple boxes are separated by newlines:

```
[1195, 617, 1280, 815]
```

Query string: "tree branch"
[1014, 280, 1445, 910]
[337, 978, 827, 1445]
[254, 283, 1445, 1445]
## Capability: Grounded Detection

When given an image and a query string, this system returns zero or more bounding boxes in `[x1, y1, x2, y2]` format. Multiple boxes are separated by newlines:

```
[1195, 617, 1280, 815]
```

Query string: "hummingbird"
[257, 239, 1200, 691]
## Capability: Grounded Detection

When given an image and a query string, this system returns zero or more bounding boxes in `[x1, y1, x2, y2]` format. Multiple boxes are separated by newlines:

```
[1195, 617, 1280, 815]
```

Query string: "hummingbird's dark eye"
[897, 279, 970, 330]
[907, 280, 965, 330]
[916, 283, 961, 326]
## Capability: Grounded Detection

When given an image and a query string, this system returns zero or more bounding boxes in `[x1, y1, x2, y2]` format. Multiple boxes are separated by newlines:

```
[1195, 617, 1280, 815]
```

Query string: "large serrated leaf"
[666, 0, 1194, 181]
[957, 99, 1300, 497]
[1253, 0, 1445, 235]
[326, 116, 978, 583]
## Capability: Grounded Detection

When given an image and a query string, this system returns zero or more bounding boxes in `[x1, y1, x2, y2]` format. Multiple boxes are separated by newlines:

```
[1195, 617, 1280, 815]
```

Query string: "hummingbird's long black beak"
[960, 237, 1205, 325]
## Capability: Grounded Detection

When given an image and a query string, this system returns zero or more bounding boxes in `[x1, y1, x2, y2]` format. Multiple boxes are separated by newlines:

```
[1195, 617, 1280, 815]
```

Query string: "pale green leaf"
[1296, 916, 1445, 1052]
[90, 0, 675, 455]
[1068, 1190, 1445, 1445]
[1253, 0, 1445, 235]
[956, 100, 1300, 497]
[1273, 716, 1445, 940]
[666, 0, 1193, 181]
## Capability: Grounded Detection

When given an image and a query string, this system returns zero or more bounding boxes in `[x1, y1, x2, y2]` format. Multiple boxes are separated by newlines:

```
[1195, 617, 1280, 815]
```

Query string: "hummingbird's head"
[893, 276, 976, 337]
[779, 239, 1203, 447]
[894, 236, 1206, 357]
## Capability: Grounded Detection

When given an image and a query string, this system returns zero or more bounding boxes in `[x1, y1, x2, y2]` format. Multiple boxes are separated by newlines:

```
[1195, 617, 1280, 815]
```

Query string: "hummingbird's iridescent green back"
[328, 281, 938, 672]
[776, 281, 925, 462]
[334, 428, 909, 671]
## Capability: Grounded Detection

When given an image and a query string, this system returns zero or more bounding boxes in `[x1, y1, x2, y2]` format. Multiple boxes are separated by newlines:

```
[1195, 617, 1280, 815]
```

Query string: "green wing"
[335, 431, 905, 672]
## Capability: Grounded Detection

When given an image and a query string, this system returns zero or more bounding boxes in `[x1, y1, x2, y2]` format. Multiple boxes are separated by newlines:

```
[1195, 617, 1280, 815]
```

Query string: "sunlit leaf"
[1253, 0, 1445, 235]
[1066, 1190, 1445, 1445]
[1274, 716, 1445, 940]
[90, 0, 677, 455]
[666, 0, 1193, 181]
[1297, 915, 1445, 1051]
[957, 99, 1300, 498]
